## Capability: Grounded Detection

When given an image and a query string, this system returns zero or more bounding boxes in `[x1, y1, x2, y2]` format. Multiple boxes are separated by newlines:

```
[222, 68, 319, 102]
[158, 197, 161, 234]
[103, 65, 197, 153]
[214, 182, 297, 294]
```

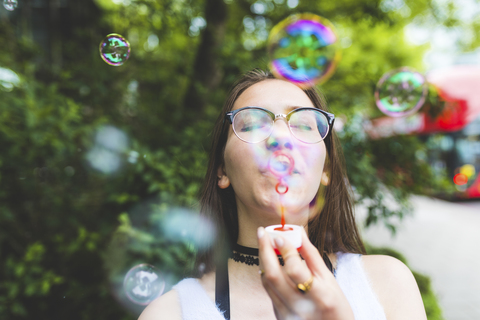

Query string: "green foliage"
[366, 245, 444, 320]
[0, 0, 476, 318]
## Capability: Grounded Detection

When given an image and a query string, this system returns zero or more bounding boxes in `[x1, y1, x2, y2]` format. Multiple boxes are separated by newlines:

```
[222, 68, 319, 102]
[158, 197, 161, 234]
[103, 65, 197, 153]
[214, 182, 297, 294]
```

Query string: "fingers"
[298, 228, 330, 278]
[257, 227, 281, 273]
[257, 227, 292, 294]
[273, 231, 314, 293]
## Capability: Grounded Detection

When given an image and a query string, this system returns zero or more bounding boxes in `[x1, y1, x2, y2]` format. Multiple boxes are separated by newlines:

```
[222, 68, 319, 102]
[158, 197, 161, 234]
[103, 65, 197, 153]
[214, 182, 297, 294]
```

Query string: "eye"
[240, 121, 267, 132]
[290, 123, 313, 131]
[235, 109, 271, 132]
[290, 113, 316, 131]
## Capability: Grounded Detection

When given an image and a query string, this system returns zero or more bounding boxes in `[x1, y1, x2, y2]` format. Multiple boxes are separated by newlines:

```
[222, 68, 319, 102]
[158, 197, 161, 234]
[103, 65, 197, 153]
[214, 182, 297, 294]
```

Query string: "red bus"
[366, 65, 480, 199]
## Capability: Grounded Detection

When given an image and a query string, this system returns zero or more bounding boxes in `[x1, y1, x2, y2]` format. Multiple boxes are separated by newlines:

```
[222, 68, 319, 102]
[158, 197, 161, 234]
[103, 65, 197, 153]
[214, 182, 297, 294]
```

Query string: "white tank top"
[173, 253, 386, 320]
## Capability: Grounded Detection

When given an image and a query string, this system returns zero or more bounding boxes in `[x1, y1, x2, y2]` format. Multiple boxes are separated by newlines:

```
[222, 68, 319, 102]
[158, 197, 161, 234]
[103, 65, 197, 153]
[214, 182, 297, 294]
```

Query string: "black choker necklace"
[231, 243, 334, 274]
[231, 243, 295, 266]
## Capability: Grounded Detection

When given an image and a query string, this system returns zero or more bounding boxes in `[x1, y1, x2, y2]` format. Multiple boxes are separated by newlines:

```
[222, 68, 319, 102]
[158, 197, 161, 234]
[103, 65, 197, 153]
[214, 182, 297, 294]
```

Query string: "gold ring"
[259, 269, 265, 276]
[297, 275, 314, 294]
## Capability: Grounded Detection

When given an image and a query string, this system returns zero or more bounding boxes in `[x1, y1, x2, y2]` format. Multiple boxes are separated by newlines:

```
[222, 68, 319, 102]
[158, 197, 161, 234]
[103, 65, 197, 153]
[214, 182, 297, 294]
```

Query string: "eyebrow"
[285, 106, 304, 113]
[237, 105, 310, 113]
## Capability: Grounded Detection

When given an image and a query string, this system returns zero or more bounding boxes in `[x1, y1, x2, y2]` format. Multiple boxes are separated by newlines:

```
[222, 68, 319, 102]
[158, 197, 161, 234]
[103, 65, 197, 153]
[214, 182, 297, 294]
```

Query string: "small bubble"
[123, 264, 165, 305]
[198, 263, 206, 274]
[3, 0, 18, 11]
[268, 151, 294, 178]
[99, 34, 131, 66]
[375, 67, 427, 117]
[161, 208, 217, 251]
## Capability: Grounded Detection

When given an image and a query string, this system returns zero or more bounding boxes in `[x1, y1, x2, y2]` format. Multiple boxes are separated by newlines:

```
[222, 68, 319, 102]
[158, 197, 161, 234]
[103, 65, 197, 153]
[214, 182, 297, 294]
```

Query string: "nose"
[266, 116, 293, 150]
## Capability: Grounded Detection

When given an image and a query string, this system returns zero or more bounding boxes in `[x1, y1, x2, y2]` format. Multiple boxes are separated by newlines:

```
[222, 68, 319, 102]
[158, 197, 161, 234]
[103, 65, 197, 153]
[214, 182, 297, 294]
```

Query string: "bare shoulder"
[361, 254, 427, 320]
[137, 289, 181, 320]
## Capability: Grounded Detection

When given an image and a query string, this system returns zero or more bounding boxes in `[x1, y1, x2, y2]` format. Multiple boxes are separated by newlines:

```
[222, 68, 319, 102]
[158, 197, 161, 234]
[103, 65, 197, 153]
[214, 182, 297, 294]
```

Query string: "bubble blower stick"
[268, 151, 294, 230]
[265, 151, 303, 254]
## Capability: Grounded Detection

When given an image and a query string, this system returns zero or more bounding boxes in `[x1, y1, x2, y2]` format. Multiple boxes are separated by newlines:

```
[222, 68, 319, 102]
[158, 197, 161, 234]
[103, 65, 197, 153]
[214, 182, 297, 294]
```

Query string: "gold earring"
[321, 173, 330, 186]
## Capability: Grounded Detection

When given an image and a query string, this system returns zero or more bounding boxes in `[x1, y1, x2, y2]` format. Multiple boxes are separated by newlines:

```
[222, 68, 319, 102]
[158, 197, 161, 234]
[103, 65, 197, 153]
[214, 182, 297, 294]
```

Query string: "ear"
[217, 166, 231, 189]
[320, 171, 330, 186]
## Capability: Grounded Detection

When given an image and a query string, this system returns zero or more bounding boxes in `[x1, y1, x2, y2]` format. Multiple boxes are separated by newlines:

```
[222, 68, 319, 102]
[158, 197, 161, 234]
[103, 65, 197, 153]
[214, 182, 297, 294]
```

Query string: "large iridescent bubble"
[123, 264, 165, 305]
[267, 13, 341, 88]
[99, 34, 131, 66]
[3, 0, 17, 11]
[375, 67, 428, 117]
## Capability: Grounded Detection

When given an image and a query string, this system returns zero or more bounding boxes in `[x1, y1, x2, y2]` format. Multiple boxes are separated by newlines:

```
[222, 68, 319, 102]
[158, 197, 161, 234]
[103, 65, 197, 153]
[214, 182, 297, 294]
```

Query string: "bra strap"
[215, 257, 230, 320]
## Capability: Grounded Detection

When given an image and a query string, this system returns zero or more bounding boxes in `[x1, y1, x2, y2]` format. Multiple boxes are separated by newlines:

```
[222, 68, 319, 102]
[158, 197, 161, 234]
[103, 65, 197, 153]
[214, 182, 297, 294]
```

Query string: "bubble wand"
[265, 151, 303, 254]
[268, 150, 294, 230]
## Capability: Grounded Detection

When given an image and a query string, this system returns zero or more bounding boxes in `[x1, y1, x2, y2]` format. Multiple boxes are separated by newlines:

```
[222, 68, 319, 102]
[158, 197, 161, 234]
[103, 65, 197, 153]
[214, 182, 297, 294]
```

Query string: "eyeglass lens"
[232, 108, 329, 143]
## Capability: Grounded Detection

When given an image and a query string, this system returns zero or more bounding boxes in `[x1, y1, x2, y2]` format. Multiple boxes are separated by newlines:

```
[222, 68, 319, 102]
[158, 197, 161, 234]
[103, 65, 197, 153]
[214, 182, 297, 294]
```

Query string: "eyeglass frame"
[224, 106, 335, 144]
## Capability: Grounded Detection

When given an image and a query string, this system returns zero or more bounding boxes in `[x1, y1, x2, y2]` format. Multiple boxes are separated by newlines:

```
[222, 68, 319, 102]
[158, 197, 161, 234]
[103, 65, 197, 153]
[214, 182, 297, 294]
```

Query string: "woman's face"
[220, 79, 327, 222]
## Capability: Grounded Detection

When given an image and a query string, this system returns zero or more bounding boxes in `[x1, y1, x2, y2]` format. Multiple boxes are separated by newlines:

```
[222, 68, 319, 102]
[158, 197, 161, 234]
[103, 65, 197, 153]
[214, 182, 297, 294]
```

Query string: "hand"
[257, 227, 354, 320]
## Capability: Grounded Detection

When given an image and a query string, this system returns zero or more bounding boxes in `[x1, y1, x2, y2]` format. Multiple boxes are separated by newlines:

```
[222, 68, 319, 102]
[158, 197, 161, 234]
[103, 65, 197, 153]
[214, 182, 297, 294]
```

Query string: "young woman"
[139, 70, 427, 320]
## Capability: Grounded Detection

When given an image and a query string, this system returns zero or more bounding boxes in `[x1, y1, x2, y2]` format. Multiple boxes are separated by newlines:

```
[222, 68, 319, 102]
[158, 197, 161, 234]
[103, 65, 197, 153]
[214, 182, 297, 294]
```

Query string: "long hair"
[195, 69, 365, 274]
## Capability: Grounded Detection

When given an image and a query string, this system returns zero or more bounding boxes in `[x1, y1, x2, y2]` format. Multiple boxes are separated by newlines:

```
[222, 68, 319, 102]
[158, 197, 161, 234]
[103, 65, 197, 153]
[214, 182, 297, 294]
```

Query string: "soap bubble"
[375, 67, 428, 117]
[3, 0, 18, 11]
[123, 264, 165, 305]
[160, 208, 216, 251]
[99, 34, 131, 66]
[267, 13, 341, 88]
[268, 151, 294, 178]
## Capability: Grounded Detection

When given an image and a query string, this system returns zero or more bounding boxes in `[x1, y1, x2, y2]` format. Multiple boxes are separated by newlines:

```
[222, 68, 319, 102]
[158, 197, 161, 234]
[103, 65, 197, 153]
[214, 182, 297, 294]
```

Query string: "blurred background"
[0, 0, 479, 319]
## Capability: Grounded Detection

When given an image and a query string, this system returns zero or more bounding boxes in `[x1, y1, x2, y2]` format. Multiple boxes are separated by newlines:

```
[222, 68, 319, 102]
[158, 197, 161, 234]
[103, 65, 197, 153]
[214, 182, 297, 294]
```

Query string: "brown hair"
[196, 69, 365, 274]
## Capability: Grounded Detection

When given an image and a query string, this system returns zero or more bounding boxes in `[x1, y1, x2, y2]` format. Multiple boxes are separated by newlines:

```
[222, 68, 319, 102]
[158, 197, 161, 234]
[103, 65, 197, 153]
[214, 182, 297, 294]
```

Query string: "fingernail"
[257, 227, 265, 239]
[274, 236, 284, 248]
